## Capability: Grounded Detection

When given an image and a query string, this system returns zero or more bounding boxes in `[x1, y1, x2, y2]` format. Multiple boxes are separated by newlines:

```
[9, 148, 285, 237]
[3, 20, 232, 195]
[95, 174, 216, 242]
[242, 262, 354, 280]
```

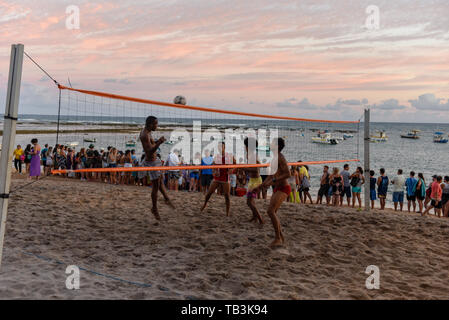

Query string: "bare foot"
[165, 199, 175, 209]
[269, 238, 284, 249]
[280, 232, 285, 244]
[151, 208, 161, 220]
[200, 203, 207, 213]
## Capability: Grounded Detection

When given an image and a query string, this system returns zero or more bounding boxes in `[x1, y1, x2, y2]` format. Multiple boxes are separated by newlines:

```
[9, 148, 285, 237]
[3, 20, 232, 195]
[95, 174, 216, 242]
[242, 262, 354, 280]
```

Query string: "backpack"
[350, 175, 360, 187]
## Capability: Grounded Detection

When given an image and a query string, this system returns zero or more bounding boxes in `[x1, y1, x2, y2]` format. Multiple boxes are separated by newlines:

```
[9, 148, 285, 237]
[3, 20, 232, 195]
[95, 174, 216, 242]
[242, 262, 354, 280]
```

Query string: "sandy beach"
[0, 174, 448, 300]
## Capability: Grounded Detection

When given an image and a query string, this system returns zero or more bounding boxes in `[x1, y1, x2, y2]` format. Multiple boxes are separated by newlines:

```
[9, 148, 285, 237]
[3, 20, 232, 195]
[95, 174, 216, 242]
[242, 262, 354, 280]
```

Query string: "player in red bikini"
[200, 142, 235, 216]
[254, 137, 290, 248]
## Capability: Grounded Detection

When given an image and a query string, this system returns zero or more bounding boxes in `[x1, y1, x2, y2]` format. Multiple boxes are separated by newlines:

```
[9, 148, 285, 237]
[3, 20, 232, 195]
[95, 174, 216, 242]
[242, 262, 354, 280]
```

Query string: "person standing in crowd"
[229, 168, 237, 196]
[287, 166, 299, 203]
[340, 164, 351, 206]
[40, 144, 48, 175]
[369, 170, 377, 209]
[441, 176, 449, 218]
[13, 144, 24, 174]
[391, 169, 405, 212]
[29, 139, 41, 180]
[329, 167, 344, 206]
[108, 147, 118, 184]
[377, 168, 389, 210]
[44, 146, 53, 176]
[405, 171, 418, 213]
[415, 173, 426, 214]
[166, 149, 180, 191]
[24, 144, 32, 173]
[423, 175, 442, 217]
[189, 152, 201, 192]
[350, 166, 365, 209]
[298, 162, 312, 204]
[200, 149, 214, 193]
[316, 166, 330, 205]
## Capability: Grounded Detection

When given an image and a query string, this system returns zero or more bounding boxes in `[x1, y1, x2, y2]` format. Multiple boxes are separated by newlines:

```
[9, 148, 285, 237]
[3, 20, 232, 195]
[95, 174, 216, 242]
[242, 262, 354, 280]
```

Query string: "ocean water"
[2, 114, 448, 207]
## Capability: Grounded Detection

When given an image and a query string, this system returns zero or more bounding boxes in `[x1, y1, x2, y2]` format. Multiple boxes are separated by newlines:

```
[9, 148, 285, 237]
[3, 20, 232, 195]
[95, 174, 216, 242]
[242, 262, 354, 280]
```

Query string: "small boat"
[433, 132, 448, 143]
[343, 133, 354, 139]
[311, 133, 339, 145]
[370, 131, 388, 143]
[83, 138, 97, 143]
[125, 140, 136, 147]
[401, 130, 420, 139]
[68, 141, 79, 147]
[165, 140, 175, 145]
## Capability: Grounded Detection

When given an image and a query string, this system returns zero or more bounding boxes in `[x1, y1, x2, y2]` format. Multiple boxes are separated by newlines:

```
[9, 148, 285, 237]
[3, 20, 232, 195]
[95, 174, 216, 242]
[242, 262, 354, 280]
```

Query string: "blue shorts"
[190, 172, 199, 180]
[341, 186, 351, 198]
[393, 191, 404, 203]
[370, 189, 377, 201]
[352, 186, 362, 193]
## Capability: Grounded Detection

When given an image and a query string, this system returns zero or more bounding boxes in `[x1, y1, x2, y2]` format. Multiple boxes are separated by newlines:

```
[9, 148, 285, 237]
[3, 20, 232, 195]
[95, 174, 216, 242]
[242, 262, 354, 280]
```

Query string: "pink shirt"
[431, 181, 442, 201]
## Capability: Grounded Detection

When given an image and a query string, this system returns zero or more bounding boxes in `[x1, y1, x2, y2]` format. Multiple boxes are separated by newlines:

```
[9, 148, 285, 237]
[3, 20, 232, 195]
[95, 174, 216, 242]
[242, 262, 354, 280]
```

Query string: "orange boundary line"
[51, 159, 359, 174]
[58, 85, 359, 124]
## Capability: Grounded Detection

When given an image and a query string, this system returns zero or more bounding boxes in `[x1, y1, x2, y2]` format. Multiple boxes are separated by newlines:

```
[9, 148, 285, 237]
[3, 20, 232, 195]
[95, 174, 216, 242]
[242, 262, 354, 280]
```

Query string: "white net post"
[364, 108, 370, 211]
[0, 44, 24, 270]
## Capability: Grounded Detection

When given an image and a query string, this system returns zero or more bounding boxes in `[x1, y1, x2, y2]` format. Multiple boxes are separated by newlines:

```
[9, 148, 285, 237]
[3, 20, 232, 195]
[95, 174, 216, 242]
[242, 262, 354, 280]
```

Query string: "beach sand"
[0, 174, 448, 299]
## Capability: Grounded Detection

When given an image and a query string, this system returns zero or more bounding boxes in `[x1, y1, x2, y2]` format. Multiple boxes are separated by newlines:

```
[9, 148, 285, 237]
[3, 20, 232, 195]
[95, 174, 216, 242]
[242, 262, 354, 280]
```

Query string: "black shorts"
[416, 194, 425, 201]
[318, 184, 330, 197]
[406, 195, 416, 201]
[200, 174, 213, 187]
[299, 186, 309, 193]
[261, 175, 268, 182]
[431, 200, 442, 209]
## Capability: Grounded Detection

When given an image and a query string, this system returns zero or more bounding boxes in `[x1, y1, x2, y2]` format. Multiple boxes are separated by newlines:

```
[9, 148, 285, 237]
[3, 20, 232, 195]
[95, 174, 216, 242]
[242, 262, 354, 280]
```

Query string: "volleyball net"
[49, 84, 361, 175]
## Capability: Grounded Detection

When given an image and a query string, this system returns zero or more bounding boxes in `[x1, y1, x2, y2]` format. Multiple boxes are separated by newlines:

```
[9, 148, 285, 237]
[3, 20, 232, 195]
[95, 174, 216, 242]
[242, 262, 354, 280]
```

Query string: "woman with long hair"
[329, 167, 344, 206]
[415, 173, 426, 213]
[350, 166, 365, 208]
[29, 139, 41, 180]
[24, 144, 32, 173]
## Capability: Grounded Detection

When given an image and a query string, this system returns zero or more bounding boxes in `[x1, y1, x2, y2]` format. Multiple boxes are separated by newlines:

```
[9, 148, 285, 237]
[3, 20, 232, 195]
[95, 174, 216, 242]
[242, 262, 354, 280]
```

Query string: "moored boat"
[401, 130, 420, 139]
[433, 132, 448, 143]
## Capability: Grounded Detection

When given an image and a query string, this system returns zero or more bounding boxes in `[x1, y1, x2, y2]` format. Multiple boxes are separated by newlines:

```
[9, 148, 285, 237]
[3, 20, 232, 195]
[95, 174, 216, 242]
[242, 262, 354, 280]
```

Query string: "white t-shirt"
[392, 175, 405, 192]
[167, 152, 179, 171]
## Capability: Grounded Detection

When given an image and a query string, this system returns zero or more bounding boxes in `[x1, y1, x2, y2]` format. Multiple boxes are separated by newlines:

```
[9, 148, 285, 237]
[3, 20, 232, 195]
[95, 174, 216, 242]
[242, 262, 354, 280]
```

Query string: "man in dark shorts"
[200, 150, 214, 193]
[254, 137, 290, 248]
[316, 165, 330, 204]
[405, 171, 417, 213]
[139, 116, 175, 220]
[340, 164, 351, 206]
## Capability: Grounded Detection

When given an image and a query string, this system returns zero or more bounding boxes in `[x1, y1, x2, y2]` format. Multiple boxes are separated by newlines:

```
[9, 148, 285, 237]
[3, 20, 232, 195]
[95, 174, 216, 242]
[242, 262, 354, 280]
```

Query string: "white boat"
[83, 138, 97, 143]
[311, 133, 339, 145]
[434, 132, 448, 143]
[370, 131, 388, 143]
[68, 141, 79, 147]
[125, 140, 137, 147]
[343, 133, 354, 139]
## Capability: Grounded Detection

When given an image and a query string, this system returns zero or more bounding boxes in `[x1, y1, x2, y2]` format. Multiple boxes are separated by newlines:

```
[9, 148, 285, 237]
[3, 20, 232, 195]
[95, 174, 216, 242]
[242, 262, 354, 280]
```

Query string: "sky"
[0, 0, 448, 122]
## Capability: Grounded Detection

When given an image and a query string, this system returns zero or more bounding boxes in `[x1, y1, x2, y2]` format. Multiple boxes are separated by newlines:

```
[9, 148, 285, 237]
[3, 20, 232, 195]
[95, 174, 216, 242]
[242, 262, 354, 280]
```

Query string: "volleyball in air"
[174, 95, 186, 105]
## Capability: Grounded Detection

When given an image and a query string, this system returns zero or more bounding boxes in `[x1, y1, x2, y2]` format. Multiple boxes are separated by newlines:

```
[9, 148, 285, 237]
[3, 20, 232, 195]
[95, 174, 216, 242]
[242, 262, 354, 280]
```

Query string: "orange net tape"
[58, 85, 359, 124]
[51, 159, 359, 174]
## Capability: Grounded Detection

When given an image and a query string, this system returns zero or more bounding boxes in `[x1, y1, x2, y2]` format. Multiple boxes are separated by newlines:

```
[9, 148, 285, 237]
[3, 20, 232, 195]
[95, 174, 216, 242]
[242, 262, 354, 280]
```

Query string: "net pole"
[0, 44, 24, 270]
[364, 108, 370, 212]
[56, 88, 61, 145]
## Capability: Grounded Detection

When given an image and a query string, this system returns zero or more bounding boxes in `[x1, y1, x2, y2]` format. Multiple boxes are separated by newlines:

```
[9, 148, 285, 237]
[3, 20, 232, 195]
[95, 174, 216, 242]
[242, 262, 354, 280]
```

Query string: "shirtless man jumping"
[243, 137, 264, 224]
[140, 116, 174, 220]
[200, 142, 235, 216]
[254, 137, 290, 248]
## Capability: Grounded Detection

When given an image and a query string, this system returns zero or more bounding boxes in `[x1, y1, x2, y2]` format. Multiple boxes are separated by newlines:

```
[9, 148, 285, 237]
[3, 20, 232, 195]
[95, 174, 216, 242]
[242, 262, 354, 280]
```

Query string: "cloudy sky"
[1, 0, 448, 122]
